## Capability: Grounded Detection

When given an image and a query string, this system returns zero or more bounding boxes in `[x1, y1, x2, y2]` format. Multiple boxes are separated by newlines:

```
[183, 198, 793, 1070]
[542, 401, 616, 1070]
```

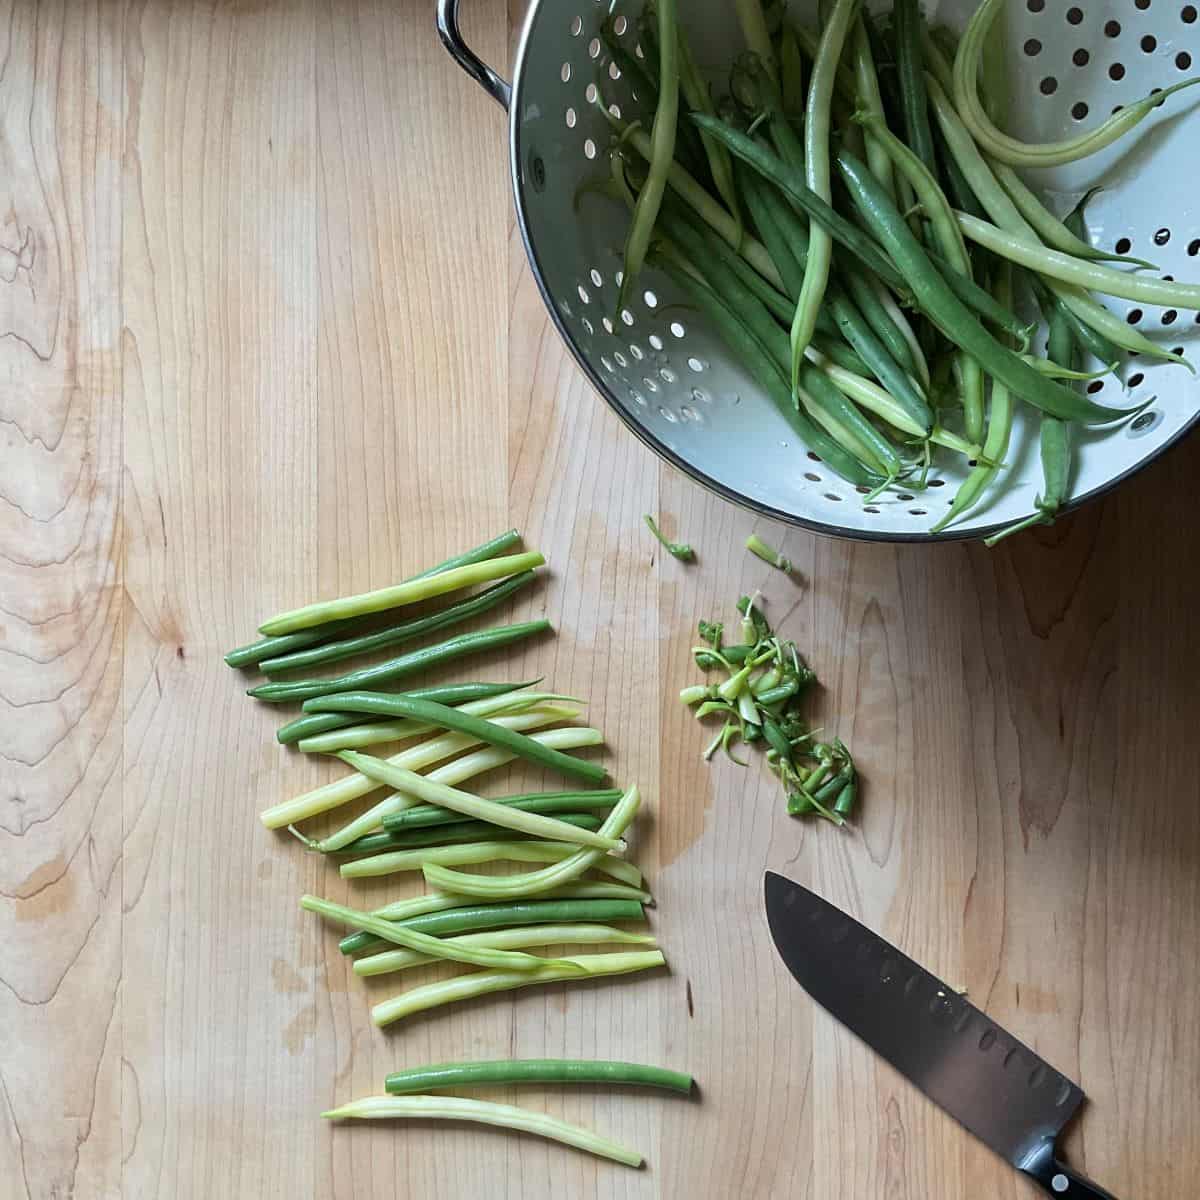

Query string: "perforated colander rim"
[507, 0, 1200, 543]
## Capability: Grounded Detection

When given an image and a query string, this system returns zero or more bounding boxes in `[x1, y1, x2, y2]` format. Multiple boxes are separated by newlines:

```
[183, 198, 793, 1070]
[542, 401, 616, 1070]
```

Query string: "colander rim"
[506, 0, 1200, 543]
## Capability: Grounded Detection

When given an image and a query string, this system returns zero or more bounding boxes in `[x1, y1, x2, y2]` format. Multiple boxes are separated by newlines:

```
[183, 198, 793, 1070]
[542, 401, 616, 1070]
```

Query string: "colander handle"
[436, 0, 512, 111]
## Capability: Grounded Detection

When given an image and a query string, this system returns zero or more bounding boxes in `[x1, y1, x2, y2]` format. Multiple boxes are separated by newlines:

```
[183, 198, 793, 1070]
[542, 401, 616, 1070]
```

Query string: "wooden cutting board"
[2, 1, 1197, 1196]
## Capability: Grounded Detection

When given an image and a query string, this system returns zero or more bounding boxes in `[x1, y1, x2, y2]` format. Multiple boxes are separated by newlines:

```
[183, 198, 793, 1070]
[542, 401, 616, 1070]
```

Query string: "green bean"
[735, 0, 777, 79]
[734, 54, 805, 172]
[321, 1095, 645, 1167]
[813, 334, 871, 377]
[737, 163, 805, 298]
[894, 0, 936, 174]
[340, 893, 649, 957]
[812, 352, 928, 437]
[618, 0, 678, 311]
[956, 212, 1200, 309]
[954, 0, 1200, 168]
[677, 23, 741, 233]
[260, 572, 535, 676]
[370, 951, 666, 1028]
[787, 20, 857, 105]
[422, 785, 641, 901]
[653, 253, 881, 485]
[326, 695, 606, 785]
[931, 264, 1016, 532]
[225, 530, 523, 665]
[926, 250, 1031, 344]
[833, 779, 858, 817]
[934, 124, 988, 221]
[334, 814, 602, 858]
[855, 112, 984, 441]
[259, 551, 541, 637]
[780, 22, 805, 125]
[301, 895, 577, 974]
[337, 757, 617, 857]
[691, 115, 910, 293]
[265, 719, 597, 833]
[794, 0, 866, 386]
[248, 620, 551, 704]
[278, 681, 536, 747]
[385, 1058, 692, 1095]
[340, 838, 641, 884]
[851, 19, 896, 202]
[990, 167, 1155, 270]
[361, 926, 658, 978]
[797, 367, 903, 478]
[835, 151, 1137, 425]
[384, 789, 621, 834]
[840, 269, 923, 386]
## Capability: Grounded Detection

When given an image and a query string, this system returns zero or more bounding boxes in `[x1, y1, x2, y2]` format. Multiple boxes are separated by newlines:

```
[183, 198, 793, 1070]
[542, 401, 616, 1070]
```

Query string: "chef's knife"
[764, 871, 1117, 1199]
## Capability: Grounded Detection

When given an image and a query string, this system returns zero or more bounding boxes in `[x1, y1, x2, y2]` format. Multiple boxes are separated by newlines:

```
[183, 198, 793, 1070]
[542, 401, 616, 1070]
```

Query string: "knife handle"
[1024, 1148, 1118, 1200]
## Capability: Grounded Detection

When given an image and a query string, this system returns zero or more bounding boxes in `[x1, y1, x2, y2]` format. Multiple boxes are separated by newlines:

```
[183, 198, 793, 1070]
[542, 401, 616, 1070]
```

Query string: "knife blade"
[764, 872, 1118, 1199]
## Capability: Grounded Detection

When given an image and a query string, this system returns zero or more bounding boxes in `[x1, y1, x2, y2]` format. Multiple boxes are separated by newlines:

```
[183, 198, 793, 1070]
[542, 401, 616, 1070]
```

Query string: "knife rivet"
[1051, 1173, 1069, 1192]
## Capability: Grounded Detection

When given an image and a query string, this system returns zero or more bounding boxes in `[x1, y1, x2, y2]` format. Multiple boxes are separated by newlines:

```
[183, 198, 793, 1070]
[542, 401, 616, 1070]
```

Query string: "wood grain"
[1, 1, 1198, 1196]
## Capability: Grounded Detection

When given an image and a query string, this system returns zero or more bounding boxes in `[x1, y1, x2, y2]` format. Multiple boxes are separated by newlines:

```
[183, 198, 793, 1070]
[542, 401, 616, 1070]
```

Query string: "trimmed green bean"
[339, 893, 649, 957]
[301, 895, 577, 973]
[259, 551, 542, 637]
[260, 571, 535, 675]
[248, 620, 551, 704]
[371, 951, 666, 1028]
[327, 697, 606, 785]
[385, 789, 622, 833]
[894, 0, 936, 174]
[321, 1095, 645, 1167]
[954, 0, 1200, 167]
[334, 814, 602, 858]
[337, 750, 615, 846]
[835, 151, 1137, 425]
[277, 681, 535, 746]
[384, 1059, 692, 1095]
[618, 0, 678, 311]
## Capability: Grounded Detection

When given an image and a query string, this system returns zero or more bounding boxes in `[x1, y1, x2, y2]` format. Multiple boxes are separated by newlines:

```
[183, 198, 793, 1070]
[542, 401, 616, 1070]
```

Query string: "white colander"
[439, 0, 1200, 541]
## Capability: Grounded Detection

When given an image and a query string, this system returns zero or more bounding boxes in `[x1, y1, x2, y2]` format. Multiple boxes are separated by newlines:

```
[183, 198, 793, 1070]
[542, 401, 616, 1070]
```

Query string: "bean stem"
[384, 1059, 692, 1095]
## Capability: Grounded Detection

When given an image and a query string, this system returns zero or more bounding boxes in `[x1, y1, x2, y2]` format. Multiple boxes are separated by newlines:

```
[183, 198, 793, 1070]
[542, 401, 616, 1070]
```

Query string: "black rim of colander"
[506, 3, 1200, 544]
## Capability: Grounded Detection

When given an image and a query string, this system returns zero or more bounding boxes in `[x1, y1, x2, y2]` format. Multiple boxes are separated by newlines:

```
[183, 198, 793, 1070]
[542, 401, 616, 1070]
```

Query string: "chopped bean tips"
[681, 594, 856, 823]
[745, 533, 794, 574]
[644, 513, 695, 561]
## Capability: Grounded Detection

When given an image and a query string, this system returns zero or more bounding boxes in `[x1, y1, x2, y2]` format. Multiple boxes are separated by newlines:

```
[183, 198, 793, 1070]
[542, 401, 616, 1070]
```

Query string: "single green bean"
[780, 23, 805, 125]
[385, 789, 622, 833]
[259, 551, 542, 637]
[277, 681, 535, 746]
[301, 895, 577, 974]
[795, 0, 871, 385]
[336, 750, 613, 844]
[384, 1059, 692, 1095]
[324, 698, 606, 785]
[835, 151, 1137, 424]
[340, 894, 648, 957]
[894, 0, 936, 174]
[737, 163, 805, 298]
[260, 571, 535, 675]
[692, 115, 911, 293]
[225, 530, 522, 665]
[840, 269, 923, 386]
[370, 951, 666, 1028]
[851, 18, 897, 202]
[248, 620, 551, 704]
[956, 212, 1200, 309]
[321, 1095, 645, 1167]
[954, 0, 1200, 168]
[334, 814, 602, 857]
[618, 0, 678, 311]
[926, 249, 1032, 344]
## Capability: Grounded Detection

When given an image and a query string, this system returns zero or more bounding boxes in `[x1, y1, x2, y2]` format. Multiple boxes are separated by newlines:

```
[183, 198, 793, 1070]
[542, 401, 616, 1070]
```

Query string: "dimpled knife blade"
[764, 872, 1118, 1198]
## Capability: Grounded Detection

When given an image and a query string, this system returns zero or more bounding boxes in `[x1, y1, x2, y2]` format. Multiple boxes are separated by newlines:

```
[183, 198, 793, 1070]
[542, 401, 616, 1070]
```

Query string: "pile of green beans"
[681, 593, 858, 824]
[592, 0, 1199, 538]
